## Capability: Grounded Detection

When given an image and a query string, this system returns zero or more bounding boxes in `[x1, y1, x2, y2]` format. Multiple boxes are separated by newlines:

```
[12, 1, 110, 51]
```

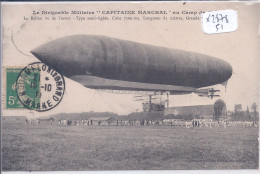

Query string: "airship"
[31, 35, 232, 96]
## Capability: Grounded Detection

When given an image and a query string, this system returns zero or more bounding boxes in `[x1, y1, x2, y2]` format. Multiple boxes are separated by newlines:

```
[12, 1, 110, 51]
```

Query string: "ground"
[1, 121, 259, 171]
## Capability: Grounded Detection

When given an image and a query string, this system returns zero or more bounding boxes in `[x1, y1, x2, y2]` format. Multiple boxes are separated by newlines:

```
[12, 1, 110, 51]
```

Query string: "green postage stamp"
[5, 67, 25, 109]
[5, 67, 40, 109]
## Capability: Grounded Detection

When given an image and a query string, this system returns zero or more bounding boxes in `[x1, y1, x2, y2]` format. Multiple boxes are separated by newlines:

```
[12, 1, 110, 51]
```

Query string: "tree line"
[230, 102, 258, 122]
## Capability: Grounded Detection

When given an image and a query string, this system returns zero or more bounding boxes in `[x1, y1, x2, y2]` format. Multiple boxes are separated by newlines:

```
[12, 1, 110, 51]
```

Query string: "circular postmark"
[16, 62, 65, 112]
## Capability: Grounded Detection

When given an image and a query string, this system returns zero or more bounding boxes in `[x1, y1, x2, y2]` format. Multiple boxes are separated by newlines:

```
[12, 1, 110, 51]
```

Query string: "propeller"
[134, 99, 145, 101]
[195, 88, 221, 99]
[133, 95, 145, 98]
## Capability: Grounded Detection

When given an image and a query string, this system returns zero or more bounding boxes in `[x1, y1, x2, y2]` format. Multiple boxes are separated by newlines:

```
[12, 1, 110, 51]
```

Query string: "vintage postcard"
[1, 1, 259, 172]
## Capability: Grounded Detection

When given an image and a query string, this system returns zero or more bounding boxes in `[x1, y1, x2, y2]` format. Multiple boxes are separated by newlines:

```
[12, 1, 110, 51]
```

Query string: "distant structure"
[142, 102, 165, 112]
[164, 105, 214, 119]
[164, 100, 227, 120]
[89, 117, 116, 125]
[37, 118, 54, 125]
[2, 116, 26, 122]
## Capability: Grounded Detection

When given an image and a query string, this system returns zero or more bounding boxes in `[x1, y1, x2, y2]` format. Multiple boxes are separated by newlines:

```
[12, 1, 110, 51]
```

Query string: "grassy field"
[2, 121, 259, 171]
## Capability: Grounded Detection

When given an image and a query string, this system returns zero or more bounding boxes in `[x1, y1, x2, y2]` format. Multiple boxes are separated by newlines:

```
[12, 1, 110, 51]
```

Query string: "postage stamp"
[5, 67, 26, 109]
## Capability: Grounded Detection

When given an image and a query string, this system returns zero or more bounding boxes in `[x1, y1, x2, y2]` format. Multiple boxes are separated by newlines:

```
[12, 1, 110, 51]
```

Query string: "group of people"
[192, 119, 200, 127]
[27, 118, 257, 128]
[57, 119, 164, 126]
[185, 119, 258, 128]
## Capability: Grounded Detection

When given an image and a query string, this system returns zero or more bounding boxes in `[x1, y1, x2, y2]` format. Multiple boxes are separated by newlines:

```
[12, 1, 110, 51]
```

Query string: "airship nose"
[31, 41, 60, 67]
[30, 37, 82, 77]
[31, 48, 47, 63]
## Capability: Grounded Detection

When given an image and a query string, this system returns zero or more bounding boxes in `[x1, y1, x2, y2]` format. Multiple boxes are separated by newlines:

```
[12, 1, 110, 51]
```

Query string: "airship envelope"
[31, 35, 232, 94]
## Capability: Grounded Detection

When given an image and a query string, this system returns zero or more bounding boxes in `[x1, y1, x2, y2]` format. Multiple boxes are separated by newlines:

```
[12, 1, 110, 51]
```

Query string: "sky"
[2, 2, 260, 118]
